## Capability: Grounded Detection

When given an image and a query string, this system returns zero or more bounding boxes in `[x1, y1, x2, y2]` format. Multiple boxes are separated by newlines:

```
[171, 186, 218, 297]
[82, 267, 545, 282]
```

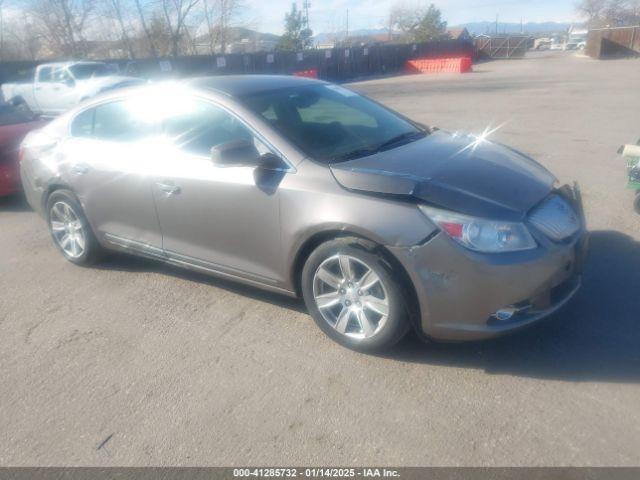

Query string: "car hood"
[330, 130, 556, 221]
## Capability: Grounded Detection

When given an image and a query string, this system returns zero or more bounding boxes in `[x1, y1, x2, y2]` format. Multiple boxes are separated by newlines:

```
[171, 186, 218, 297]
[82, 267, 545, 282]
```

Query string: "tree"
[202, 0, 243, 54]
[26, 0, 95, 58]
[102, 0, 135, 58]
[576, 0, 640, 27]
[390, 2, 448, 42]
[0, 0, 5, 60]
[278, 2, 312, 51]
[576, 0, 607, 25]
[134, 0, 158, 57]
[161, 0, 201, 56]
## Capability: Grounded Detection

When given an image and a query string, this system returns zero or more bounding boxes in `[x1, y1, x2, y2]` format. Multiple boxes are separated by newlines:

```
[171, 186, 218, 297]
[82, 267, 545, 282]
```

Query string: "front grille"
[528, 194, 580, 241]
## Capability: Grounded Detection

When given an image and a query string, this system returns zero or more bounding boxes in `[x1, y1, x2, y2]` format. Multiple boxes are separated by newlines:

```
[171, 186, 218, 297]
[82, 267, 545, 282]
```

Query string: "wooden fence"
[586, 26, 640, 59]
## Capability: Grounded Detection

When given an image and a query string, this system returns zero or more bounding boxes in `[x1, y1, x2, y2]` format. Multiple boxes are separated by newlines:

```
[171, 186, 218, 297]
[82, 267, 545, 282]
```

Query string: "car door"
[47, 67, 78, 114]
[151, 98, 286, 284]
[61, 98, 163, 253]
[33, 66, 56, 114]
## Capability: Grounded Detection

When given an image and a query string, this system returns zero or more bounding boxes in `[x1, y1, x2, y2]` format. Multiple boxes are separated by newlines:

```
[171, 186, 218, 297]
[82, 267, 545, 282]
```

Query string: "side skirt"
[103, 233, 297, 298]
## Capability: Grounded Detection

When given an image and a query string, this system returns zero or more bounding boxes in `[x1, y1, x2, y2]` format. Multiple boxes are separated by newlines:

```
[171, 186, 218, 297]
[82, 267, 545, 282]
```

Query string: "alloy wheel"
[312, 254, 390, 340]
[49, 201, 86, 259]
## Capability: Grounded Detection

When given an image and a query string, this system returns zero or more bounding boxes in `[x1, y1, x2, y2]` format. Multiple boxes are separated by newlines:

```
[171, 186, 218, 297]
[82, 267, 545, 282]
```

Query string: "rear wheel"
[9, 97, 31, 115]
[301, 238, 410, 352]
[46, 189, 101, 265]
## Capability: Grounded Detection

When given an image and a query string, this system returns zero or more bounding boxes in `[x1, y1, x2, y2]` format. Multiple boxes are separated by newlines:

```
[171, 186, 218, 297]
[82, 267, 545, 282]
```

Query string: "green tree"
[278, 2, 312, 51]
[390, 2, 448, 42]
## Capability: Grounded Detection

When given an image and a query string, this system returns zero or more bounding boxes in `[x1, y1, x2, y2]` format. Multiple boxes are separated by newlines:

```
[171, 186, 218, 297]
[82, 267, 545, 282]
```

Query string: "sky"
[246, 0, 581, 35]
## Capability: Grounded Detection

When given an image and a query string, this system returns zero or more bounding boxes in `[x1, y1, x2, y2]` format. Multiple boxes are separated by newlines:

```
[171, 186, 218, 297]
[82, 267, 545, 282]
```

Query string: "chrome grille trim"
[528, 195, 580, 241]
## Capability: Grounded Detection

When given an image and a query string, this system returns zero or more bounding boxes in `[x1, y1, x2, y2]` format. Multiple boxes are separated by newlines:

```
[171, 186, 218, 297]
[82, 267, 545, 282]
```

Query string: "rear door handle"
[156, 182, 181, 195]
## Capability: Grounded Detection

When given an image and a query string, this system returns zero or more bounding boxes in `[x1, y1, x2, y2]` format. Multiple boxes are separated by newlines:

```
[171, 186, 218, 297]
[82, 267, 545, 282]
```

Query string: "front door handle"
[156, 182, 181, 195]
[70, 164, 90, 175]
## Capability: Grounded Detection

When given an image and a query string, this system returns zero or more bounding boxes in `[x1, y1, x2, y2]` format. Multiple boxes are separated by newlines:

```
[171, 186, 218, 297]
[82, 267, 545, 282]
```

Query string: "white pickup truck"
[1, 61, 145, 116]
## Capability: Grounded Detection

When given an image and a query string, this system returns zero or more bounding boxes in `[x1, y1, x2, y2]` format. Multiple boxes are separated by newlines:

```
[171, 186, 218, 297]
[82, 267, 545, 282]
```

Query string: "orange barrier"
[293, 68, 319, 78]
[405, 57, 472, 74]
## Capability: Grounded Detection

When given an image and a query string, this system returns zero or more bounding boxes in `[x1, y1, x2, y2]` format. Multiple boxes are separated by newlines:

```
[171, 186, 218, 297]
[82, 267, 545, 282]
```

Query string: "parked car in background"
[0, 102, 47, 197]
[534, 38, 552, 50]
[20, 76, 588, 352]
[619, 141, 640, 213]
[1, 62, 145, 117]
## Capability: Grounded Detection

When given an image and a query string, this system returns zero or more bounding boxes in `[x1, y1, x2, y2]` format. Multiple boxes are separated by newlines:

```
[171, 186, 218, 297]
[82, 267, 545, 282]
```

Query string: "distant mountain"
[196, 26, 280, 44]
[455, 21, 578, 36]
[312, 22, 579, 44]
[313, 28, 392, 44]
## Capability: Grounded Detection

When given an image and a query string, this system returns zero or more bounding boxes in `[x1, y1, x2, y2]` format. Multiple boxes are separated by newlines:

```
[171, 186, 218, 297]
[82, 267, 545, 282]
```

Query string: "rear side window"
[70, 100, 156, 142]
[70, 108, 94, 137]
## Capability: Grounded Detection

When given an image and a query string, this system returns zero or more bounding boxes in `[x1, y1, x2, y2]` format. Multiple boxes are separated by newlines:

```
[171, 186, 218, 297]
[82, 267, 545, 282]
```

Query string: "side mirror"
[210, 139, 260, 165]
[258, 152, 287, 171]
[211, 139, 287, 170]
[65, 77, 75, 88]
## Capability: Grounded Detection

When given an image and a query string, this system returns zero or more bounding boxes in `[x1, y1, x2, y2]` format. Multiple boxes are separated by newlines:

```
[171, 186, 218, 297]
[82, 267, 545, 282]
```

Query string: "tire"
[301, 237, 410, 352]
[9, 97, 30, 115]
[46, 189, 102, 265]
[634, 192, 640, 215]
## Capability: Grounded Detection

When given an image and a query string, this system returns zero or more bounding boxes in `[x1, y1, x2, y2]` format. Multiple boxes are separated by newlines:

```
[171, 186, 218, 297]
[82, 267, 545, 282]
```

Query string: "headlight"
[419, 205, 536, 253]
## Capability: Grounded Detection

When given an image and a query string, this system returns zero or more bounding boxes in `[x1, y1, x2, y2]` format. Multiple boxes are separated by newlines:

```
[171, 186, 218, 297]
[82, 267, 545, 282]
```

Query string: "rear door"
[61, 98, 163, 252]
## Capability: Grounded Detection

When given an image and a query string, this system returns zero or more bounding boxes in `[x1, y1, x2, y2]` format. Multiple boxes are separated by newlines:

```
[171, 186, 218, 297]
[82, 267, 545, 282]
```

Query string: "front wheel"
[301, 238, 410, 352]
[46, 189, 101, 265]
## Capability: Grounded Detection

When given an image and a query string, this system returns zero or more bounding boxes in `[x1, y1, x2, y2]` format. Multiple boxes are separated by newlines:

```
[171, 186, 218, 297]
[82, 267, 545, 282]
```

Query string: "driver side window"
[162, 100, 262, 156]
[53, 68, 72, 84]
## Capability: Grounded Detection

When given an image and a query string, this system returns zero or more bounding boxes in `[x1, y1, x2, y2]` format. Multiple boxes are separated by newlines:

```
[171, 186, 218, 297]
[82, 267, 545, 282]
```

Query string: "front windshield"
[0, 103, 34, 126]
[241, 84, 425, 163]
[69, 63, 110, 79]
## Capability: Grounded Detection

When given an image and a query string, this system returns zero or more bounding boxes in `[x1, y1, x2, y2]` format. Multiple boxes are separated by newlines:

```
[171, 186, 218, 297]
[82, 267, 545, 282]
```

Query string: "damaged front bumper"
[389, 231, 588, 341]
[388, 186, 589, 341]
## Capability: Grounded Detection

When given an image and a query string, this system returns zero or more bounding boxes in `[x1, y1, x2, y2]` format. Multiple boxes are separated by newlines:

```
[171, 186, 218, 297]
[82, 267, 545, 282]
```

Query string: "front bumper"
[389, 231, 588, 341]
[388, 185, 589, 342]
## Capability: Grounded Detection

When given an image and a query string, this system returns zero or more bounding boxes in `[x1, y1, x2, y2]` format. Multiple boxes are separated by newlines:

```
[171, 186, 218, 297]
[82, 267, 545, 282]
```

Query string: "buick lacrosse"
[20, 75, 588, 351]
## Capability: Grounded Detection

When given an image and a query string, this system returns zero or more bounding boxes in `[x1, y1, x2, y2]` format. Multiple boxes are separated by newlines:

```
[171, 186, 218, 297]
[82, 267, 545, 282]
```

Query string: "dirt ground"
[1, 51, 639, 466]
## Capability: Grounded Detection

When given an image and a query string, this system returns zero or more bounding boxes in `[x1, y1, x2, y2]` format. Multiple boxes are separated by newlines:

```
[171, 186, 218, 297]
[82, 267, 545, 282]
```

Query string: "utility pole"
[495, 14, 498, 35]
[345, 8, 349, 43]
[303, 0, 311, 31]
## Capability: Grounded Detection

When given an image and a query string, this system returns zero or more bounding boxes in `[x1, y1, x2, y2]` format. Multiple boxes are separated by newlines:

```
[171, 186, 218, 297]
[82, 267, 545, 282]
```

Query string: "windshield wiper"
[376, 130, 426, 152]
[332, 131, 427, 162]
[333, 147, 379, 162]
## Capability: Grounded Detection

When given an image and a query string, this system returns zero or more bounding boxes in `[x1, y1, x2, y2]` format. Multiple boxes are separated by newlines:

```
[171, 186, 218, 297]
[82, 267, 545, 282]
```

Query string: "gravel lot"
[1, 51, 640, 466]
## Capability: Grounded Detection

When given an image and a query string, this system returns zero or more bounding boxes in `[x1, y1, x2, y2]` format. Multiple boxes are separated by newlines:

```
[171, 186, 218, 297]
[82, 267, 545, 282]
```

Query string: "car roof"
[38, 61, 105, 69]
[185, 75, 326, 98]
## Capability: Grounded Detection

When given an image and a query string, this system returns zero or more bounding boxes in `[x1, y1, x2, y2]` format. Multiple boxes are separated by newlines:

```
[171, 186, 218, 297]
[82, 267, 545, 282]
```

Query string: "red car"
[0, 102, 47, 197]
